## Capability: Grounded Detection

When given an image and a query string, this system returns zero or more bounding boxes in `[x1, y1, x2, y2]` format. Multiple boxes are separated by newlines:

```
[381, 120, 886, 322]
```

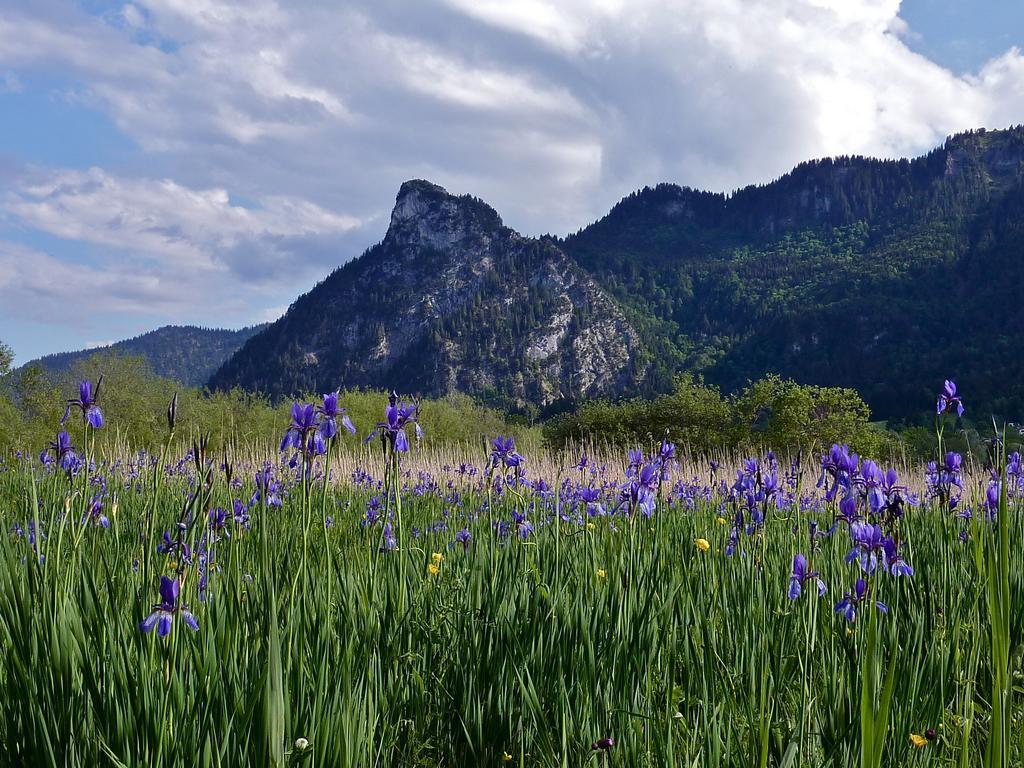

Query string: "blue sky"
[901, 0, 1023, 74]
[1, 0, 1022, 365]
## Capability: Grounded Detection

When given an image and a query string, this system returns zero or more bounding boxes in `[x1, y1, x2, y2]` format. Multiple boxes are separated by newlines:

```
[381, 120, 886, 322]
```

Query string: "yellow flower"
[586, 522, 595, 531]
[909, 733, 927, 748]
[596, 569, 606, 579]
[427, 563, 440, 576]
[501, 752, 513, 762]
[695, 538, 710, 552]
[716, 516, 727, 525]
[432, 552, 443, 564]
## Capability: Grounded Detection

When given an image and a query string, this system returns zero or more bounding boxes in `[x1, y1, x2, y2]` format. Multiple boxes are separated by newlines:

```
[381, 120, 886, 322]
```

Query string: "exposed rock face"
[209, 180, 646, 408]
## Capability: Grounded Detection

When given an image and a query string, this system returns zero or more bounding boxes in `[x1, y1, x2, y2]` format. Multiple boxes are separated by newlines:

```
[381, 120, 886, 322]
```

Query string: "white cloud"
[970, 48, 1024, 128]
[4, 166, 361, 280]
[0, 241, 192, 319]
[437, 0, 612, 55]
[381, 34, 587, 116]
[0, 167, 366, 337]
[1, 0, 1024, 356]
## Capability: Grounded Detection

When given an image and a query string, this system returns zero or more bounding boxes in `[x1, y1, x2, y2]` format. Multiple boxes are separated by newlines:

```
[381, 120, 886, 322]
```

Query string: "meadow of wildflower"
[0, 380, 1020, 767]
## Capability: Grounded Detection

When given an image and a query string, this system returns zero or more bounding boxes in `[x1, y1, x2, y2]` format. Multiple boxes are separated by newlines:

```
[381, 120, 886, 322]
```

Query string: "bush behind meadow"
[3, 349, 1008, 462]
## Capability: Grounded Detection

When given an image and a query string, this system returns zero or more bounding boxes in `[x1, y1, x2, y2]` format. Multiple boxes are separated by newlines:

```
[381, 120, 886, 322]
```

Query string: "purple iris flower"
[1008, 451, 1023, 473]
[362, 496, 383, 526]
[621, 463, 658, 517]
[936, 379, 964, 417]
[455, 527, 472, 551]
[656, 441, 676, 479]
[62, 378, 104, 429]
[318, 390, 356, 440]
[512, 510, 534, 539]
[984, 480, 1001, 517]
[380, 522, 398, 551]
[925, 451, 963, 511]
[742, 458, 759, 477]
[724, 520, 740, 557]
[281, 402, 319, 452]
[818, 443, 859, 501]
[232, 498, 251, 528]
[626, 449, 643, 476]
[489, 436, 524, 469]
[85, 494, 109, 528]
[209, 507, 230, 538]
[140, 576, 198, 637]
[40, 430, 80, 475]
[788, 553, 827, 599]
[834, 577, 888, 622]
[156, 524, 193, 563]
[157, 530, 175, 554]
[1006, 452, 1024, 500]
[658, 441, 676, 463]
[860, 460, 887, 515]
[944, 451, 963, 475]
[580, 487, 605, 517]
[11, 520, 45, 561]
[878, 467, 913, 518]
[759, 470, 783, 508]
[305, 430, 327, 458]
[368, 392, 422, 453]
[846, 521, 885, 573]
[253, 468, 283, 507]
[805, 519, 839, 546]
[882, 538, 914, 577]
[731, 468, 754, 498]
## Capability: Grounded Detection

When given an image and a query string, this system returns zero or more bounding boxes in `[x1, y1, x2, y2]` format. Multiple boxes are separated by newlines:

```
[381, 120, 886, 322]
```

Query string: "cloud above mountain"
[0, 0, 1022, 359]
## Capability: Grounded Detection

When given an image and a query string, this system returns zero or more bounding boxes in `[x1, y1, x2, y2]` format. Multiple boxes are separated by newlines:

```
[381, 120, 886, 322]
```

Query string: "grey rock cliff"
[209, 180, 647, 408]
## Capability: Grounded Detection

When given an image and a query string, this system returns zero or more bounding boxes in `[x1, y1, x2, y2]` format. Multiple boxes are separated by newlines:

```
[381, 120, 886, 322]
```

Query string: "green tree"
[0, 340, 12, 377]
[647, 374, 731, 450]
[729, 375, 885, 455]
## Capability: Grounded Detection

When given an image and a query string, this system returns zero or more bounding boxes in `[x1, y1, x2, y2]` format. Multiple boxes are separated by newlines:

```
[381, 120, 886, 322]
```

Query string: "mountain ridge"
[212, 125, 1024, 421]
[560, 126, 1024, 419]
[23, 324, 266, 388]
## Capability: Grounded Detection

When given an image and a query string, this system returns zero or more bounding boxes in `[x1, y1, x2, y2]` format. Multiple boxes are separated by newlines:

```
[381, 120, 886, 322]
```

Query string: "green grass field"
[0, 389, 1020, 766]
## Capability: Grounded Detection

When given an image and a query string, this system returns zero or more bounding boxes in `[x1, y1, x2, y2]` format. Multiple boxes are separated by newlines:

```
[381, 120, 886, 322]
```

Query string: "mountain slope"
[209, 181, 647, 411]
[560, 126, 1024, 421]
[26, 325, 265, 388]
[212, 126, 1024, 422]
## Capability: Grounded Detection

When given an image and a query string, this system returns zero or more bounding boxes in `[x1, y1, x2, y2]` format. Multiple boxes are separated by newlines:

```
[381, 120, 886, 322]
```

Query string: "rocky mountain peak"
[209, 178, 646, 409]
[387, 179, 505, 252]
[940, 127, 1024, 190]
